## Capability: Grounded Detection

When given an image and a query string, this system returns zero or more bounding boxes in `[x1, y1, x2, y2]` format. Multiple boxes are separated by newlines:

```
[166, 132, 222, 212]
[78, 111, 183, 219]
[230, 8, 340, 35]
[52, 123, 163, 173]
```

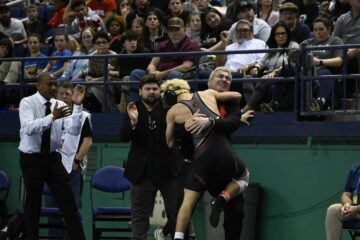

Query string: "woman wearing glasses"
[241, 21, 299, 112]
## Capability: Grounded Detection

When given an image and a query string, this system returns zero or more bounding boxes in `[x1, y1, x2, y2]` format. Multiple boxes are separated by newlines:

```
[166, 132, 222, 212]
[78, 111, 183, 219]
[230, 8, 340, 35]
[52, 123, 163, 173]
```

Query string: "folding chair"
[90, 166, 132, 240]
[343, 219, 360, 240]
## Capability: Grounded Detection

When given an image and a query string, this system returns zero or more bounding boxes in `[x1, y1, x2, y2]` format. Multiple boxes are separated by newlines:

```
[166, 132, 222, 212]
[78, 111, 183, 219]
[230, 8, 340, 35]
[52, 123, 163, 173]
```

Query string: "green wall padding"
[1, 141, 359, 240]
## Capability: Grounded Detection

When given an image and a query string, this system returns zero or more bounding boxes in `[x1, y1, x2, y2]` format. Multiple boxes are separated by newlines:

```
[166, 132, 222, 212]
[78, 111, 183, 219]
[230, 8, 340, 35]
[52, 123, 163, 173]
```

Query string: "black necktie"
[41, 101, 52, 155]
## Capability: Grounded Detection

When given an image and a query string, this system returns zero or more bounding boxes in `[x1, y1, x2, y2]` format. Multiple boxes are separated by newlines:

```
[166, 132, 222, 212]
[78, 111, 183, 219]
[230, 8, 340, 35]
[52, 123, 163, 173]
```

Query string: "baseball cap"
[237, 0, 254, 11]
[167, 17, 184, 29]
[279, 2, 299, 12]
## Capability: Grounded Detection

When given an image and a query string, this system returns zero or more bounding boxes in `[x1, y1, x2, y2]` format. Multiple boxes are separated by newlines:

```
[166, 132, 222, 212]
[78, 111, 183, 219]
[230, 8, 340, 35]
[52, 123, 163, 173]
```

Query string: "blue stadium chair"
[0, 170, 10, 202]
[343, 220, 360, 240]
[37, 5, 46, 22]
[91, 166, 132, 240]
[13, 44, 26, 57]
[45, 4, 56, 23]
[44, 27, 65, 40]
[9, 6, 26, 19]
[40, 43, 54, 56]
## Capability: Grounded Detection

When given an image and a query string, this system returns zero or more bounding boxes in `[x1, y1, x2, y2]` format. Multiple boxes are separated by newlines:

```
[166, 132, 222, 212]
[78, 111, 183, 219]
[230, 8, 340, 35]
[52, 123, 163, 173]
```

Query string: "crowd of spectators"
[0, 0, 359, 113]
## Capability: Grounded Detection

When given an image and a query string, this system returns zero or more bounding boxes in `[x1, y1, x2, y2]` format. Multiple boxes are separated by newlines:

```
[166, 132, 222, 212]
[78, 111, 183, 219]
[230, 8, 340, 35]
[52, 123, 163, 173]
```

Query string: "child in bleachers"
[105, 14, 126, 46]
[186, 11, 201, 46]
[42, 31, 72, 80]
[86, 32, 117, 111]
[23, 4, 46, 37]
[130, 17, 145, 44]
[116, 0, 131, 20]
[24, 34, 49, 81]
[59, 27, 96, 82]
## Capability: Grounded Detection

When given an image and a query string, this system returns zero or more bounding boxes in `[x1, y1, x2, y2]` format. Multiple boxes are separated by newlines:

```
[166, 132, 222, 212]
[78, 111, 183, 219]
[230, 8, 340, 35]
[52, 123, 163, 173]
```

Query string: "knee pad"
[232, 169, 249, 194]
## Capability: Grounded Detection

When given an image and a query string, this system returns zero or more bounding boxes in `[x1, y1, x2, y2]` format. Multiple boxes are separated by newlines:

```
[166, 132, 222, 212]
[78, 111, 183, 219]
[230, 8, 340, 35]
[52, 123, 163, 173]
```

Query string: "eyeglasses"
[236, 28, 251, 33]
[95, 41, 108, 45]
[275, 32, 287, 36]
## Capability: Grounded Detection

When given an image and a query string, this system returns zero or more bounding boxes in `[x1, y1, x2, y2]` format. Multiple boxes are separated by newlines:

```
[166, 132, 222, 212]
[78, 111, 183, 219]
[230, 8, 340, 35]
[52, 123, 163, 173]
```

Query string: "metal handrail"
[0, 44, 359, 114]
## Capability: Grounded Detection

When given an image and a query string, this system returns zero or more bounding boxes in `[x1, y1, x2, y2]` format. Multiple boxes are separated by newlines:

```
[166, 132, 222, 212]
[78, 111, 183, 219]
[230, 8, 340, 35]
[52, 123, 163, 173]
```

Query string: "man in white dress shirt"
[216, 19, 267, 93]
[18, 72, 86, 240]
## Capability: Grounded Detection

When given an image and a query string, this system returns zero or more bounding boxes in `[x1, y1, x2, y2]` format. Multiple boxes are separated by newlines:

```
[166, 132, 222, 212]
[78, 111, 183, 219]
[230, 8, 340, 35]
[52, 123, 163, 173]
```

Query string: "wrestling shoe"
[154, 228, 165, 240]
[209, 197, 223, 227]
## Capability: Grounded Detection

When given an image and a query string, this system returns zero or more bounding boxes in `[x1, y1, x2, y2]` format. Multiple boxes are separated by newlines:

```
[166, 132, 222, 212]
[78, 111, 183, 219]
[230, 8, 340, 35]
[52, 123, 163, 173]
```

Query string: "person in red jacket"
[87, 0, 116, 18]
[47, 0, 69, 28]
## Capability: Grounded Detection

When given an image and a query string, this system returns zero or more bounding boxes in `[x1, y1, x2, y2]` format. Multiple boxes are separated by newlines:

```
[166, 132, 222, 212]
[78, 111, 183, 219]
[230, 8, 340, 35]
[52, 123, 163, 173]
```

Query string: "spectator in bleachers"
[186, 11, 201, 45]
[225, 0, 241, 22]
[215, 19, 267, 92]
[58, 27, 96, 82]
[64, 0, 106, 39]
[295, 0, 320, 31]
[302, 17, 343, 112]
[130, 17, 145, 44]
[240, 21, 299, 112]
[183, 0, 199, 12]
[24, 34, 49, 81]
[42, 31, 72, 80]
[0, 4, 27, 45]
[47, 0, 69, 28]
[113, 30, 151, 79]
[86, 32, 117, 111]
[130, 17, 200, 82]
[332, 0, 360, 93]
[166, 0, 190, 24]
[126, 0, 150, 29]
[226, 0, 272, 43]
[0, 37, 21, 84]
[115, 0, 132, 20]
[143, 8, 168, 52]
[112, 30, 152, 111]
[195, 0, 212, 11]
[24, 4, 47, 37]
[200, 7, 232, 50]
[87, 0, 116, 19]
[150, 0, 170, 13]
[47, 0, 69, 29]
[320, 0, 350, 22]
[105, 14, 126, 45]
[278, 2, 311, 44]
[256, 0, 279, 27]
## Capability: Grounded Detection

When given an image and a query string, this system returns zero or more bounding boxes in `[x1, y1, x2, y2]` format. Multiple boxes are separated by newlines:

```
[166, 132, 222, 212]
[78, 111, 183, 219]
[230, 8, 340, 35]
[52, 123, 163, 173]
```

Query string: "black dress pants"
[20, 151, 85, 240]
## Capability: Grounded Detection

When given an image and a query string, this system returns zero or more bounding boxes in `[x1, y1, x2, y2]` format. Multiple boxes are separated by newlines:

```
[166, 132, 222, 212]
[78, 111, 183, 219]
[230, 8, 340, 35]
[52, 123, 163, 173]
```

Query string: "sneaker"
[154, 228, 165, 240]
[260, 101, 279, 113]
[308, 98, 323, 112]
[209, 197, 223, 227]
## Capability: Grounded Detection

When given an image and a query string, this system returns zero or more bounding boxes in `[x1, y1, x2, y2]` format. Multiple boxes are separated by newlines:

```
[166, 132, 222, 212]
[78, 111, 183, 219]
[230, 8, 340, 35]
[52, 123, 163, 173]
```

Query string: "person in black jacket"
[110, 30, 152, 111]
[180, 67, 254, 240]
[120, 75, 180, 240]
